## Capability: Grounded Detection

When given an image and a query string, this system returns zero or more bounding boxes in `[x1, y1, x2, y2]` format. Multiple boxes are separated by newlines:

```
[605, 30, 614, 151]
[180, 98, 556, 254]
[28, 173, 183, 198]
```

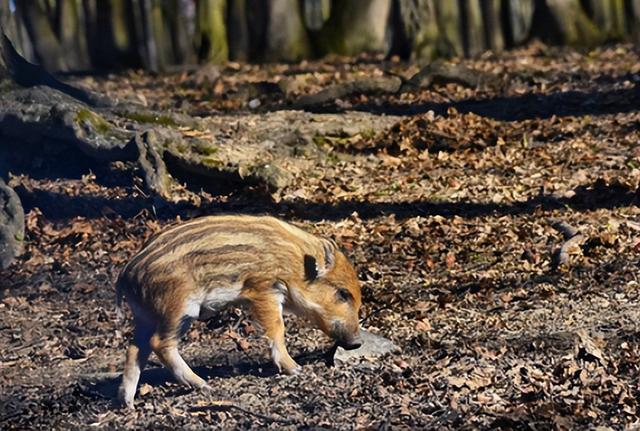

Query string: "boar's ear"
[318, 239, 336, 276]
[304, 255, 319, 280]
[304, 240, 337, 280]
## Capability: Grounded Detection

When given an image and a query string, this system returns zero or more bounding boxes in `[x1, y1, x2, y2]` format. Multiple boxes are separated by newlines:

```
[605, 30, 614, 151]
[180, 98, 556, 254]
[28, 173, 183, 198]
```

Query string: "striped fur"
[116, 215, 362, 408]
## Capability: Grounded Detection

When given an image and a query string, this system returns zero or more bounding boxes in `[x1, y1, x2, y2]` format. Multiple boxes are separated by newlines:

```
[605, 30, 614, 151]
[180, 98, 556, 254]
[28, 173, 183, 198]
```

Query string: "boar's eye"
[336, 288, 353, 303]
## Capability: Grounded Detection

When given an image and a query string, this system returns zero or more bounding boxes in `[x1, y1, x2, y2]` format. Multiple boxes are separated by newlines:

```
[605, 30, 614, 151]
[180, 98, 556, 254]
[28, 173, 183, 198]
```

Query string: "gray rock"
[334, 329, 400, 362]
[0, 178, 24, 269]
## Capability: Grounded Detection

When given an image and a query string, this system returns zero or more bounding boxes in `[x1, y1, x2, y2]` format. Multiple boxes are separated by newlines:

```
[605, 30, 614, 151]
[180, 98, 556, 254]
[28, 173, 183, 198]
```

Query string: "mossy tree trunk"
[586, 0, 626, 39]
[396, 0, 439, 61]
[534, 0, 605, 46]
[3, 0, 640, 71]
[195, 0, 228, 64]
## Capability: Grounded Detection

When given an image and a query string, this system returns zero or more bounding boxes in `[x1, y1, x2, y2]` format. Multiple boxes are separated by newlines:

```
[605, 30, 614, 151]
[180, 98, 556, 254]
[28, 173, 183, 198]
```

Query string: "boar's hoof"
[281, 365, 302, 376]
[116, 394, 135, 410]
[200, 383, 214, 392]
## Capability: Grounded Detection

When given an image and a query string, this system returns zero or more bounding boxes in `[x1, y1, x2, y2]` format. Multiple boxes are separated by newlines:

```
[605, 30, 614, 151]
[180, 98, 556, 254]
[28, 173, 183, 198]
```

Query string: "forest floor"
[1, 42, 640, 430]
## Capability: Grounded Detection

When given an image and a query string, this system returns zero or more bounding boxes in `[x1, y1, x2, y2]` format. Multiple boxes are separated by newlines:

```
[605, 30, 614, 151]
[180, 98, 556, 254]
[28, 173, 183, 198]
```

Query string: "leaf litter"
[1, 43, 640, 429]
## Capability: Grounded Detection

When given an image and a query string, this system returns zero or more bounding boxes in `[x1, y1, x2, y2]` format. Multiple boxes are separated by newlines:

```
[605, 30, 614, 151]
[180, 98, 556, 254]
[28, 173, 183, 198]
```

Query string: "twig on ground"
[190, 401, 295, 425]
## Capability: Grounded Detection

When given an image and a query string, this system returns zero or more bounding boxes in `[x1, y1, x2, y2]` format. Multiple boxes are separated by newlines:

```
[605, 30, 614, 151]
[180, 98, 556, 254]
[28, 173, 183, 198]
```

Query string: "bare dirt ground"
[1, 43, 640, 430]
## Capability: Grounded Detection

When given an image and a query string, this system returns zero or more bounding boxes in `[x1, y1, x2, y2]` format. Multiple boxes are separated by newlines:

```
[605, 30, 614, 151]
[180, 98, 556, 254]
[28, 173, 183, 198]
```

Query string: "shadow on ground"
[81, 348, 330, 401]
[14, 177, 638, 223]
[289, 79, 639, 121]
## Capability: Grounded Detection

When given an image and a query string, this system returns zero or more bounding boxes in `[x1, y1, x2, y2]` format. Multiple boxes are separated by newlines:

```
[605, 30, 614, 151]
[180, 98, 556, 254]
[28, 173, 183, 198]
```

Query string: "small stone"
[138, 383, 153, 396]
[334, 330, 399, 363]
[248, 99, 261, 109]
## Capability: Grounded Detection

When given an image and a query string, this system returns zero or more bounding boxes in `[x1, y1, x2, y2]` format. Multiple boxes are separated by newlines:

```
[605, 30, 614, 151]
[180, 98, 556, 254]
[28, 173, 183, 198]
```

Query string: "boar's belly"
[186, 285, 244, 320]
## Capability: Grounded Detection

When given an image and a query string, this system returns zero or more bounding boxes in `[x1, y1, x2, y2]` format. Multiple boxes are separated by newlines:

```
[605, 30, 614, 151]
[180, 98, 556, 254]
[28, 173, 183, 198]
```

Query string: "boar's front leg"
[243, 281, 301, 375]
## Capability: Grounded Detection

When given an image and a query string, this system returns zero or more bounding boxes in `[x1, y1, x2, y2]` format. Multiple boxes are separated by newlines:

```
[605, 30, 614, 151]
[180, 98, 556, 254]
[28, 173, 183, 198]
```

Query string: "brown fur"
[116, 215, 362, 408]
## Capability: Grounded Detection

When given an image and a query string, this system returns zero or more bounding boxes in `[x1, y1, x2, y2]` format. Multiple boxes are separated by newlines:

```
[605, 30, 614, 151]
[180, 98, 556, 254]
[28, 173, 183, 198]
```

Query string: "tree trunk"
[0, 32, 8, 81]
[480, 0, 504, 51]
[460, 0, 485, 57]
[537, 0, 605, 46]
[315, 0, 391, 56]
[302, 0, 331, 31]
[227, 0, 249, 61]
[58, 0, 90, 70]
[586, 0, 625, 39]
[505, 0, 534, 46]
[195, 0, 228, 64]
[167, 0, 194, 65]
[264, 0, 311, 61]
[630, 0, 640, 44]
[434, 0, 464, 57]
[17, 0, 68, 70]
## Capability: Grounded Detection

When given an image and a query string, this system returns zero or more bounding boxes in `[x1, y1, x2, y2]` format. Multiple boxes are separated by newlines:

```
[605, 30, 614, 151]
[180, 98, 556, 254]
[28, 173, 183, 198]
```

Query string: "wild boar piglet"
[116, 215, 362, 408]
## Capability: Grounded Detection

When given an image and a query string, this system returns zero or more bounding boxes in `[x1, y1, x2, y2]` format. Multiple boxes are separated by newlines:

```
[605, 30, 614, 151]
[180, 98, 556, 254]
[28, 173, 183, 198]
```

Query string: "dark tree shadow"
[296, 85, 640, 121]
[14, 177, 638, 224]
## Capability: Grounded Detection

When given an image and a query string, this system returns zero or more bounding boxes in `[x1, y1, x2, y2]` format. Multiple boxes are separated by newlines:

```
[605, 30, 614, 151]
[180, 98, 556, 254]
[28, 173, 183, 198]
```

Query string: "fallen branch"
[400, 62, 502, 92]
[551, 219, 587, 269]
[295, 76, 402, 108]
[293, 62, 502, 108]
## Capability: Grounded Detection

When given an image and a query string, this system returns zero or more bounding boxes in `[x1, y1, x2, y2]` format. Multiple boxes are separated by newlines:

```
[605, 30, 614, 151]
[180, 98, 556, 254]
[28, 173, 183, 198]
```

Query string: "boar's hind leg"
[118, 320, 154, 409]
[150, 323, 209, 390]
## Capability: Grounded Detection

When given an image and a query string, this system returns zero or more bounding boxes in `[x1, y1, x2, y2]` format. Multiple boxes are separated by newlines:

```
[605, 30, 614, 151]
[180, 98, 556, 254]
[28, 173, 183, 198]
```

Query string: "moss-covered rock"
[0, 86, 135, 161]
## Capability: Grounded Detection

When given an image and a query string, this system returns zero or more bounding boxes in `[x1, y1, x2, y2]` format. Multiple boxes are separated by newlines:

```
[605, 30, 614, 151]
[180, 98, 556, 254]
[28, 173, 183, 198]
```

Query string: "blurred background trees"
[0, 0, 639, 72]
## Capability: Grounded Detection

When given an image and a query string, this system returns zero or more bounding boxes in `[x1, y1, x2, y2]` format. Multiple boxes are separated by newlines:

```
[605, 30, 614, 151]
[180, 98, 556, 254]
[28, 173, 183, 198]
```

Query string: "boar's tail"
[115, 276, 126, 322]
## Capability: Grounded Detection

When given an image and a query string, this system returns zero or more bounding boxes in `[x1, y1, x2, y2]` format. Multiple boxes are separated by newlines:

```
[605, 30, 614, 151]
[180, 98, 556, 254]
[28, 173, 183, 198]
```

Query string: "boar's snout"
[331, 322, 362, 350]
[338, 334, 362, 350]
